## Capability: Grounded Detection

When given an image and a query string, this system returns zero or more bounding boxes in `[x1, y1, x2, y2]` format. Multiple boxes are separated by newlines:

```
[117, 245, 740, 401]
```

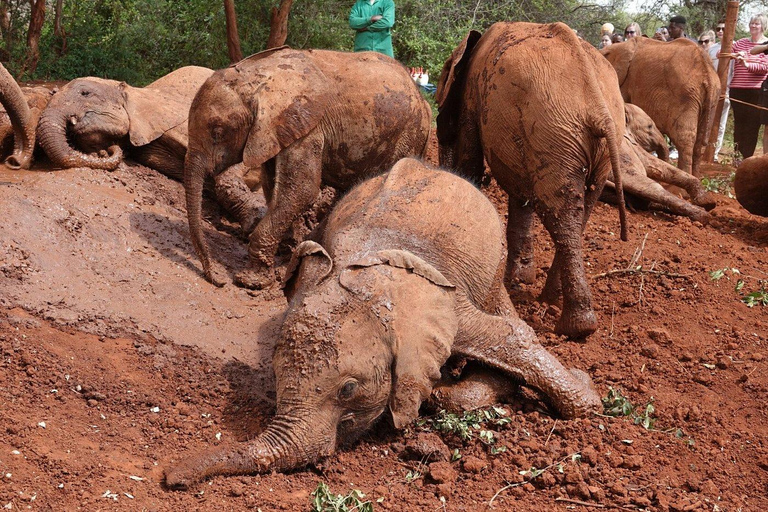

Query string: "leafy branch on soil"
[416, 406, 511, 451]
[593, 232, 693, 283]
[708, 267, 768, 307]
[700, 171, 735, 198]
[601, 387, 656, 430]
[311, 482, 382, 512]
[488, 452, 581, 508]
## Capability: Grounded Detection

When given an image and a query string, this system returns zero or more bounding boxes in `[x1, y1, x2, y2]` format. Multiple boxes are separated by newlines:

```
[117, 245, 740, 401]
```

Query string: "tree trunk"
[266, 0, 294, 49]
[223, 0, 243, 64]
[0, 0, 12, 61]
[23, 0, 46, 75]
[54, 0, 67, 55]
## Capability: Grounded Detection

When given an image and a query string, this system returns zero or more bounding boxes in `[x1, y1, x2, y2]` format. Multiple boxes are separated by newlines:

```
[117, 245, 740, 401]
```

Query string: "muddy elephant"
[602, 37, 720, 177]
[185, 47, 431, 290]
[165, 158, 600, 488]
[734, 153, 768, 217]
[0, 63, 53, 169]
[37, 66, 214, 178]
[436, 22, 628, 339]
[624, 103, 669, 161]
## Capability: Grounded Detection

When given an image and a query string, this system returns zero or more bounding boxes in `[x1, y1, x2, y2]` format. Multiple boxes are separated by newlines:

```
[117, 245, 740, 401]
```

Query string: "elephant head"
[624, 103, 669, 161]
[37, 72, 202, 170]
[166, 242, 457, 488]
[0, 62, 33, 169]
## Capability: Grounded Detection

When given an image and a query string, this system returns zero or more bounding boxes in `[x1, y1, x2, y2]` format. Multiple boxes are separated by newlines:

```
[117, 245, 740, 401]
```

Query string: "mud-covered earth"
[0, 134, 767, 511]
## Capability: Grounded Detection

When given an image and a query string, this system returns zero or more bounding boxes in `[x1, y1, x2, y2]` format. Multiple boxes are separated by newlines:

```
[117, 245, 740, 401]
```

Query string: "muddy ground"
[0, 134, 767, 511]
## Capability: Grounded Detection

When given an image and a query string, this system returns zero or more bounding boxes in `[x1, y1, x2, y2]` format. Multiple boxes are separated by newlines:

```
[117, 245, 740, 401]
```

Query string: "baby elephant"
[166, 158, 600, 489]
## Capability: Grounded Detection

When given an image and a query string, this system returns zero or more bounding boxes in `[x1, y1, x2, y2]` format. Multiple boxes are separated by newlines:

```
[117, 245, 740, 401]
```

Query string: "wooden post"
[224, 0, 243, 64]
[266, 0, 294, 49]
[704, 0, 739, 163]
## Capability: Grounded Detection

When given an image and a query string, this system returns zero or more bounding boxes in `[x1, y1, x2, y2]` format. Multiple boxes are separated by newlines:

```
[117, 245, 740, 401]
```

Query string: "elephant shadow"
[710, 208, 768, 248]
[128, 208, 252, 280]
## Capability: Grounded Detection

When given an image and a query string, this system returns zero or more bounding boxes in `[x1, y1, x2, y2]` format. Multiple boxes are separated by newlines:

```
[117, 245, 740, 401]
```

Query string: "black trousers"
[730, 87, 763, 158]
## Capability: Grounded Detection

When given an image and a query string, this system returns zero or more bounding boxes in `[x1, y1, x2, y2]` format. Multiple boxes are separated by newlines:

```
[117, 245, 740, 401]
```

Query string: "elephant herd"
[0, 21, 765, 487]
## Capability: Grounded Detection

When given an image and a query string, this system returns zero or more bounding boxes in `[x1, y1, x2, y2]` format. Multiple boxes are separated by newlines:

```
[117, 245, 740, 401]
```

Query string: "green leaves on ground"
[602, 387, 656, 430]
[418, 406, 511, 442]
[708, 267, 767, 307]
[701, 172, 735, 198]
[311, 482, 381, 512]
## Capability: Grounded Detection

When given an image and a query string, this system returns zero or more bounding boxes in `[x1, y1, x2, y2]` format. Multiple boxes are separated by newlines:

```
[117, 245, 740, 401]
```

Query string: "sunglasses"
[717, 27, 725, 31]
[625, 30, 636, 34]
[698, 39, 711, 44]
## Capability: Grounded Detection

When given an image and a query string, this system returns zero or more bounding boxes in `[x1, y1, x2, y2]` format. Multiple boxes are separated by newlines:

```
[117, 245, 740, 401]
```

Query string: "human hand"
[370, 15, 382, 22]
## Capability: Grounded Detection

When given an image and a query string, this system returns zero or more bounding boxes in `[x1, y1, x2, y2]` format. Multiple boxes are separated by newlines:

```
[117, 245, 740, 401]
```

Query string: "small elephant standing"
[602, 38, 720, 177]
[735, 153, 768, 217]
[0, 62, 53, 169]
[184, 47, 431, 290]
[36, 66, 214, 178]
[436, 22, 627, 338]
[165, 158, 600, 488]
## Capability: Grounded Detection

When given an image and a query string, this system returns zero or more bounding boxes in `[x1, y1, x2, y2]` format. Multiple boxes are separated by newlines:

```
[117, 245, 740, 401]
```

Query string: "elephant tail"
[601, 117, 629, 242]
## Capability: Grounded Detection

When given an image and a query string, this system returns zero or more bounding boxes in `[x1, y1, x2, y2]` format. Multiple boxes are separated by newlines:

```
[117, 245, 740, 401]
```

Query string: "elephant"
[613, 131, 716, 221]
[734, 153, 768, 217]
[184, 47, 431, 290]
[601, 37, 720, 177]
[36, 66, 214, 179]
[165, 158, 600, 488]
[436, 22, 628, 339]
[0, 63, 53, 169]
[624, 103, 669, 161]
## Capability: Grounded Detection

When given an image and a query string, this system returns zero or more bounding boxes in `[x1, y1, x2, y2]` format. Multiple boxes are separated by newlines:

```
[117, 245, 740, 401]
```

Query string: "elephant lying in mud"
[36, 66, 214, 179]
[602, 37, 720, 177]
[735, 153, 768, 217]
[436, 22, 627, 339]
[185, 47, 431, 290]
[165, 159, 600, 489]
[624, 103, 669, 161]
[0, 62, 53, 169]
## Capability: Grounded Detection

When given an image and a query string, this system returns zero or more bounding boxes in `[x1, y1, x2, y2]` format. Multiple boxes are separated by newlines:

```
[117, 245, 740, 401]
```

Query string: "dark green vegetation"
[0, 0, 754, 85]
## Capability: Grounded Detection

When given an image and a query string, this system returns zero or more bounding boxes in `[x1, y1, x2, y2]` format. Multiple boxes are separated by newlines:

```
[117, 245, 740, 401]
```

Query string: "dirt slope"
[0, 146, 767, 511]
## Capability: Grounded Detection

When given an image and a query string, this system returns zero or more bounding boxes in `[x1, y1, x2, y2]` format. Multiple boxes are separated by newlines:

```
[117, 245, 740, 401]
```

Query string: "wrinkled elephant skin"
[165, 158, 600, 488]
[184, 47, 431, 290]
[436, 22, 628, 339]
[36, 66, 214, 177]
[624, 103, 669, 161]
[602, 38, 720, 177]
[735, 154, 768, 217]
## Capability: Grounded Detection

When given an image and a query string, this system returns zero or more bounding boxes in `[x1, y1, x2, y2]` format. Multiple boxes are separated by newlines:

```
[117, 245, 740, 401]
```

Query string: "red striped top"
[730, 38, 768, 89]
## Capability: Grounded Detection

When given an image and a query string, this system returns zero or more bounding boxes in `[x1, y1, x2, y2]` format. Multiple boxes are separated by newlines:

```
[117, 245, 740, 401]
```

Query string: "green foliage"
[742, 289, 768, 307]
[602, 387, 656, 430]
[417, 406, 510, 442]
[701, 171, 735, 199]
[707, 267, 767, 306]
[311, 482, 379, 512]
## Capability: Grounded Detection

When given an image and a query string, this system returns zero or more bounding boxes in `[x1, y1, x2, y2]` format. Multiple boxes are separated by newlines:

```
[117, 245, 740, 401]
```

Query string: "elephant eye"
[80, 90, 91, 97]
[338, 380, 358, 400]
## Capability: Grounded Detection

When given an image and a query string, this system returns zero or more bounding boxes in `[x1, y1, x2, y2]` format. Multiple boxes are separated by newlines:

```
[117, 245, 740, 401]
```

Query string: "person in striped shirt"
[728, 14, 768, 158]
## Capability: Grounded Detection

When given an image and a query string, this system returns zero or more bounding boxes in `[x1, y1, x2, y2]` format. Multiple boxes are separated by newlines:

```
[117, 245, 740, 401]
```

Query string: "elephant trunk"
[0, 63, 33, 169]
[166, 413, 331, 489]
[37, 107, 122, 170]
[184, 149, 222, 285]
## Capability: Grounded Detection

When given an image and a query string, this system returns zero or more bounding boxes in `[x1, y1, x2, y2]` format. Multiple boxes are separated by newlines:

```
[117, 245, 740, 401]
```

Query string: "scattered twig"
[544, 419, 558, 446]
[593, 268, 693, 280]
[488, 453, 578, 508]
[554, 497, 606, 508]
[609, 301, 616, 338]
[627, 233, 649, 270]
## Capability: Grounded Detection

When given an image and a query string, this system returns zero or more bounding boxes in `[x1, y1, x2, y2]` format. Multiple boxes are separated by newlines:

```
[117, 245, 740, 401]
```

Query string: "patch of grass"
[311, 482, 380, 512]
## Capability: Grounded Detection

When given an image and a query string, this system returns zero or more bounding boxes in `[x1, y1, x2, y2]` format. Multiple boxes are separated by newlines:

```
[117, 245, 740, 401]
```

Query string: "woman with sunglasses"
[729, 14, 768, 158]
[624, 22, 641, 39]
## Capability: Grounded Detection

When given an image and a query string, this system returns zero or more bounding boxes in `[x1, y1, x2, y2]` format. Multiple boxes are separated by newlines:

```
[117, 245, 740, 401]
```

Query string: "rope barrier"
[728, 96, 768, 112]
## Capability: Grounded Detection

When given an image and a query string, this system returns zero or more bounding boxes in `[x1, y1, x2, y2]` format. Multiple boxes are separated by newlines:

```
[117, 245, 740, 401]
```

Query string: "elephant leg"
[214, 162, 265, 235]
[642, 154, 716, 211]
[452, 296, 600, 419]
[453, 119, 485, 184]
[539, 197, 596, 338]
[234, 132, 323, 290]
[429, 365, 519, 414]
[505, 196, 535, 286]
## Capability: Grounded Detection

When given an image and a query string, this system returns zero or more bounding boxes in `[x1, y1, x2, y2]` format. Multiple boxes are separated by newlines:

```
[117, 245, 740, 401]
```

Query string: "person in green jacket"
[348, 0, 395, 58]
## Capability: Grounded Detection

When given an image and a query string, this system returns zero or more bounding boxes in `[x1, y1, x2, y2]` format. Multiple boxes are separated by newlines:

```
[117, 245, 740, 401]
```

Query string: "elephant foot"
[554, 308, 597, 339]
[165, 463, 198, 491]
[561, 368, 601, 418]
[690, 190, 717, 212]
[505, 261, 536, 285]
[234, 266, 275, 290]
[430, 368, 518, 413]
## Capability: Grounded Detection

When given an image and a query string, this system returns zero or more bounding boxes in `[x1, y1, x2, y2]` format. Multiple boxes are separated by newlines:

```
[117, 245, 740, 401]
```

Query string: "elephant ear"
[601, 38, 639, 87]
[341, 250, 457, 429]
[122, 83, 190, 147]
[282, 240, 333, 302]
[435, 30, 481, 146]
[240, 50, 333, 169]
